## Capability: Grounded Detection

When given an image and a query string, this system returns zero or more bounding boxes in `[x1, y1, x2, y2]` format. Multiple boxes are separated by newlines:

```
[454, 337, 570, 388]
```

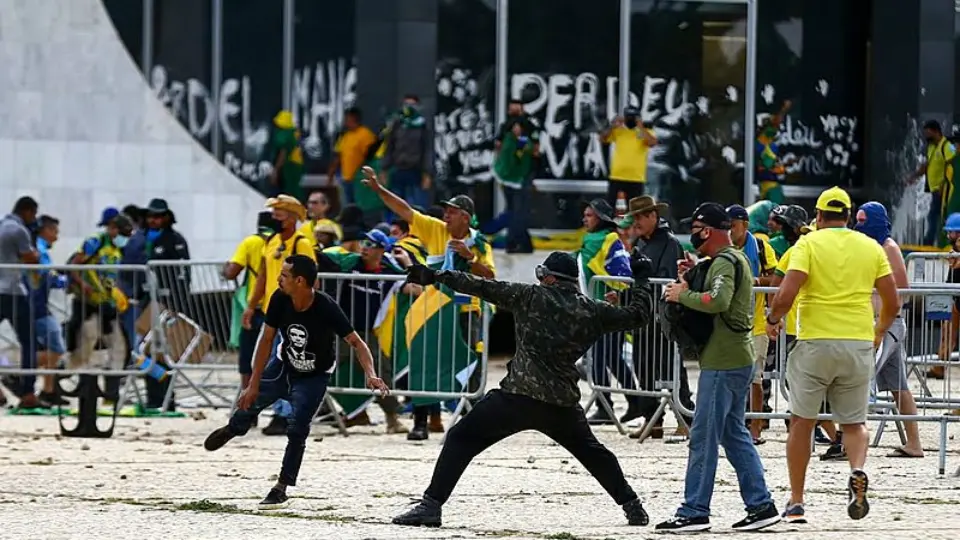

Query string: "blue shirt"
[119, 229, 148, 298]
[27, 237, 66, 318]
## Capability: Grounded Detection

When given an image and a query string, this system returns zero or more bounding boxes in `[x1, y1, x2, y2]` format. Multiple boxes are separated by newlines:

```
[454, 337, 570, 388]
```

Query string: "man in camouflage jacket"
[392, 250, 656, 529]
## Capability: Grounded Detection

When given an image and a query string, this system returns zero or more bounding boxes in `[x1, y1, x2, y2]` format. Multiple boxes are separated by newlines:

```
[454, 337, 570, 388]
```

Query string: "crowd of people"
[0, 196, 190, 411]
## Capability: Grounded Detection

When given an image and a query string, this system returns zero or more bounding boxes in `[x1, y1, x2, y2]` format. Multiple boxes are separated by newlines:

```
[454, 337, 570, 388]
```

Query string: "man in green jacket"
[656, 203, 779, 533]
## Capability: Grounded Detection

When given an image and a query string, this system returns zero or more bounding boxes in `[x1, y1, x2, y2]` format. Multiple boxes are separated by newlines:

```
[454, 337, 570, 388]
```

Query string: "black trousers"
[423, 390, 638, 506]
[606, 179, 645, 205]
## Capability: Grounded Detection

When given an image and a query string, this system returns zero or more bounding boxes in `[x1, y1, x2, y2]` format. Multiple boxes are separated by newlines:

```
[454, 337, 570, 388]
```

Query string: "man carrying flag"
[362, 166, 495, 441]
[391, 250, 656, 528]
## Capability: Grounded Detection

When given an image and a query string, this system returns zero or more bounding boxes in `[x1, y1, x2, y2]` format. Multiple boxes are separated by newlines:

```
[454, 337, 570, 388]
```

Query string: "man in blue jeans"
[380, 94, 432, 213]
[657, 203, 779, 533]
[205, 255, 389, 509]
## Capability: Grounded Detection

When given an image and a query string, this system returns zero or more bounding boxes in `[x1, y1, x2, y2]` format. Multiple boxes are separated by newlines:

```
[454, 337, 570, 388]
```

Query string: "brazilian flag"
[403, 283, 479, 407]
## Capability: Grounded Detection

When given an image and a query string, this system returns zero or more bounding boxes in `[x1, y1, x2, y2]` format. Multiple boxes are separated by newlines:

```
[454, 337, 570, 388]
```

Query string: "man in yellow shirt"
[362, 165, 495, 440]
[767, 186, 900, 523]
[242, 195, 316, 436]
[224, 210, 276, 396]
[327, 107, 378, 205]
[909, 120, 957, 245]
[298, 191, 341, 247]
[601, 107, 658, 203]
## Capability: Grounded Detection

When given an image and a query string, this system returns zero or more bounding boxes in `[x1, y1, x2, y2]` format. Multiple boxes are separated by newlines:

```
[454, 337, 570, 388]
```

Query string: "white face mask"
[113, 235, 130, 249]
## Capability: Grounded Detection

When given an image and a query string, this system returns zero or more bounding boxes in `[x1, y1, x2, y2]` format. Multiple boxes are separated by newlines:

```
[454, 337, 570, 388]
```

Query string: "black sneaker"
[820, 443, 846, 461]
[622, 499, 649, 526]
[204, 426, 236, 451]
[261, 415, 287, 436]
[392, 496, 442, 527]
[847, 469, 870, 520]
[38, 391, 69, 407]
[781, 502, 807, 524]
[814, 427, 832, 445]
[732, 502, 781, 531]
[655, 515, 711, 533]
[619, 407, 642, 425]
[258, 487, 289, 510]
[407, 425, 428, 441]
[587, 408, 615, 425]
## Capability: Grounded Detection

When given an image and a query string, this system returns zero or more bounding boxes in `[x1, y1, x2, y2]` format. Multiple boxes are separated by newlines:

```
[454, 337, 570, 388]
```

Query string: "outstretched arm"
[360, 166, 414, 223]
[594, 283, 653, 333]
[434, 271, 529, 312]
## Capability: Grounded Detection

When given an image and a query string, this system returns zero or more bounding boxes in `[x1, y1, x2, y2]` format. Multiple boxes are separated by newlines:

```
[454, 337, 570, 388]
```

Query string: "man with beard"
[242, 195, 316, 436]
[392, 250, 656, 528]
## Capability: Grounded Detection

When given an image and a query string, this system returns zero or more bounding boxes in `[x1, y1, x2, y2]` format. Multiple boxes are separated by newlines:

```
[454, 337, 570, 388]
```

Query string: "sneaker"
[204, 426, 236, 451]
[619, 406, 642, 425]
[655, 515, 711, 533]
[392, 496, 442, 527]
[781, 502, 807, 524]
[622, 499, 649, 526]
[732, 502, 781, 531]
[261, 415, 287, 436]
[587, 409, 615, 425]
[820, 443, 846, 461]
[258, 487, 289, 510]
[847, 469, 870, 520]
[407, 425, 429, 441]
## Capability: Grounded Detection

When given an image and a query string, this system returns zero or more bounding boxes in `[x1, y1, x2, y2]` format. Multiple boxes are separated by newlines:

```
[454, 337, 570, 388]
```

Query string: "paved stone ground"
[2, 363, 960, 540]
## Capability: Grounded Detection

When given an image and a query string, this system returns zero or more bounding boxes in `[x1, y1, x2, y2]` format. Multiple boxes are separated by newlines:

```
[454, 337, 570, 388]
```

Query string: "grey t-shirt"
[0, 214, 34, 295]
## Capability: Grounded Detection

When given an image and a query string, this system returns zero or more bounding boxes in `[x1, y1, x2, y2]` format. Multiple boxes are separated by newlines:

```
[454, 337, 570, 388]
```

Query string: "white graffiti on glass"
[291, 58, 358, 162]
[434, 67, 496, 184]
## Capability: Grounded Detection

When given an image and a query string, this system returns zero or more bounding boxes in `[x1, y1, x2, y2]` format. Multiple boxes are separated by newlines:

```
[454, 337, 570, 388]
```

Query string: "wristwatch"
[766, 314, 779, 325]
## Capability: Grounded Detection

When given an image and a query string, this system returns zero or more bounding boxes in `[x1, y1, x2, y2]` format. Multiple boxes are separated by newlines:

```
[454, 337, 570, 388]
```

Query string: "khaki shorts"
[752, 334, 769, 384]
[786, 340, 875, 424]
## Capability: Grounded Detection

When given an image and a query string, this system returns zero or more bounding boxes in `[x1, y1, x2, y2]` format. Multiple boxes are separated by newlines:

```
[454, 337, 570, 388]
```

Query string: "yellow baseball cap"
[815, 186, 852, 212]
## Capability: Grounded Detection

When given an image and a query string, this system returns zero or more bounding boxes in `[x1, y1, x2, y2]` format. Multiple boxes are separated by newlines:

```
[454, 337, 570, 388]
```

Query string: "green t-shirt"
[271, 128, 304, 201]
[677, 247, 754, 370]
[767, 234, 789, 257]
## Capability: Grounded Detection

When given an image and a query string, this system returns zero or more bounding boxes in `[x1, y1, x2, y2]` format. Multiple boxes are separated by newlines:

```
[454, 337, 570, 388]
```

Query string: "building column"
[355, 0, 438, 128]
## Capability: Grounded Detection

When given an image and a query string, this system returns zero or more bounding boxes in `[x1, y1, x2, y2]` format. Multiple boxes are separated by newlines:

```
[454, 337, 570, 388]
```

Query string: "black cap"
[439, 195, 475, 216]
[775, 205, 809, 230]
[584, 198, 616, 224]
[726, 204, 749, 222]
[543, 251, 579, 281]
[692, 202, 732, 230]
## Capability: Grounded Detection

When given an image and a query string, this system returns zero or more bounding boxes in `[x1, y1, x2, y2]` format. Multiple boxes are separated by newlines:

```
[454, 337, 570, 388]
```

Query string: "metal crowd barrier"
[0, 263, 160, 421]
[584, 276, 688, 439]
[586, 275, 960, 475]
[318, 272, 491, 437]
[146, 260, 242, 410]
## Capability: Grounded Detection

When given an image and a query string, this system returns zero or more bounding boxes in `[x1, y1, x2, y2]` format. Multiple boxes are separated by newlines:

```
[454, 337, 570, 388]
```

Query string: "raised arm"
[360, 166, 414, 223]
[433, 270, 530, 312]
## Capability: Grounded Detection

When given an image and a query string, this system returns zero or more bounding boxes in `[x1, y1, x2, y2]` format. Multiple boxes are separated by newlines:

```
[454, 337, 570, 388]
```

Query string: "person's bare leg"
[750, 382, 764, 439]
[841, 423, 869, 470]
[786, 416, 816, 504]
[37, 351, 57, 394]
[892, 390, 924, 456]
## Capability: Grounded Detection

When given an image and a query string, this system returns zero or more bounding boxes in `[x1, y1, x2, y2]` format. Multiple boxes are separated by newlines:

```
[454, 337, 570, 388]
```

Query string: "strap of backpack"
[715, 252, 752, 334]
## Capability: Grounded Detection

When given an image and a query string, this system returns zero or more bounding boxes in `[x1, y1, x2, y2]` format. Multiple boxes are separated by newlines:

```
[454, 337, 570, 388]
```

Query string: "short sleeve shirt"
[261, 232, 316, 312]
[229, 234, 267, 308]
[787, 228, 892, 341]
[265, 291, 354, 376]
[0, 214, 33, 295]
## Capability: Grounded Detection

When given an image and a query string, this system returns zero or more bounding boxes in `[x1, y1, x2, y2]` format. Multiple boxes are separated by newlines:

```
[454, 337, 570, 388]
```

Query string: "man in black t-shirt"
[204, 255, 390, 509]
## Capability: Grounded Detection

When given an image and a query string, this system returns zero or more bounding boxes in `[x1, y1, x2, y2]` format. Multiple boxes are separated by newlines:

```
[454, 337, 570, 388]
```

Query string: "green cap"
[616, 215, 635, 229]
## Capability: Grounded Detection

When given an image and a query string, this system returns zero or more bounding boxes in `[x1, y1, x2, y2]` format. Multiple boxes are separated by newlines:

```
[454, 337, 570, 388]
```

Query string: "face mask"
[783, 227, 800, 244]
[690, 230, 707, 252]
[925, 136, 936, 144]
[146, 229, 162, 242]
[402, 104, 418, 116]
[624, 118, 637, 129]
[113, 235, 130, 249]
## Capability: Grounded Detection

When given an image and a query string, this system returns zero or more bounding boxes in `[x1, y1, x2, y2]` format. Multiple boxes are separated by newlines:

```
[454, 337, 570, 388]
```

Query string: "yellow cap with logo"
[815, 186, 852, 212]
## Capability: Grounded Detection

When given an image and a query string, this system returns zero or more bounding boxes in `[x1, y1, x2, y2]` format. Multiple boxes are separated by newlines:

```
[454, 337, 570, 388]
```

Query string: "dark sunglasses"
[362, 239, 385, 249]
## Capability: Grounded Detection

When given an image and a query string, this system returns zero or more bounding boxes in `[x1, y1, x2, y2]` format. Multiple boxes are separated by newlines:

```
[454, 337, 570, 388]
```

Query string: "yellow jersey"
[605, 126, 655, 183]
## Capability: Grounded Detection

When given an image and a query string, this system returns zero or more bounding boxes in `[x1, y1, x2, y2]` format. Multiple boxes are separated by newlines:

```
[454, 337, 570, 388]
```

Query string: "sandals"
[886, 447, 923, 458]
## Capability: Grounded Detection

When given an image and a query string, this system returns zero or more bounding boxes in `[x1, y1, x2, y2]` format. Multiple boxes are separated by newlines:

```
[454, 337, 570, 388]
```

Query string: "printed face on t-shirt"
[284, 323, 317, 372]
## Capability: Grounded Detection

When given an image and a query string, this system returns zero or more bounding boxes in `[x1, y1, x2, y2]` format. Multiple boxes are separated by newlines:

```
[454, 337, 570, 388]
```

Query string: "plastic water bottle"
[135, 355, 168, 382]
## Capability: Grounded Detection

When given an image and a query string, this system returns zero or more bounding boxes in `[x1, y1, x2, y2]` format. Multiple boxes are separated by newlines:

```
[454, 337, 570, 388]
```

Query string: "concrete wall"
[0, 0, 266, 264]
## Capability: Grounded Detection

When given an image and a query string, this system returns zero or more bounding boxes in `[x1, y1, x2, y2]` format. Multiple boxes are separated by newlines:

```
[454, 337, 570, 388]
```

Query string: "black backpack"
[659, 252, 751, 360]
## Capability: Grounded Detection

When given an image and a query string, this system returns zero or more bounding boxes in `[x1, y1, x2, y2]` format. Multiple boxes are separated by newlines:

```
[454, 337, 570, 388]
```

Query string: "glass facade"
[101, 0, 873, 229]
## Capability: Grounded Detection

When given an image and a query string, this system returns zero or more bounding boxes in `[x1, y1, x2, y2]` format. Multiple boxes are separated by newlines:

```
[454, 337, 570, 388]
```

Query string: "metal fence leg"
[938, 417, 948, 476]
[596, 392, 627, 435]
[440, 398, 474, 444]
[635, 396, 669, 444]
[324, 394, 349, 436]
